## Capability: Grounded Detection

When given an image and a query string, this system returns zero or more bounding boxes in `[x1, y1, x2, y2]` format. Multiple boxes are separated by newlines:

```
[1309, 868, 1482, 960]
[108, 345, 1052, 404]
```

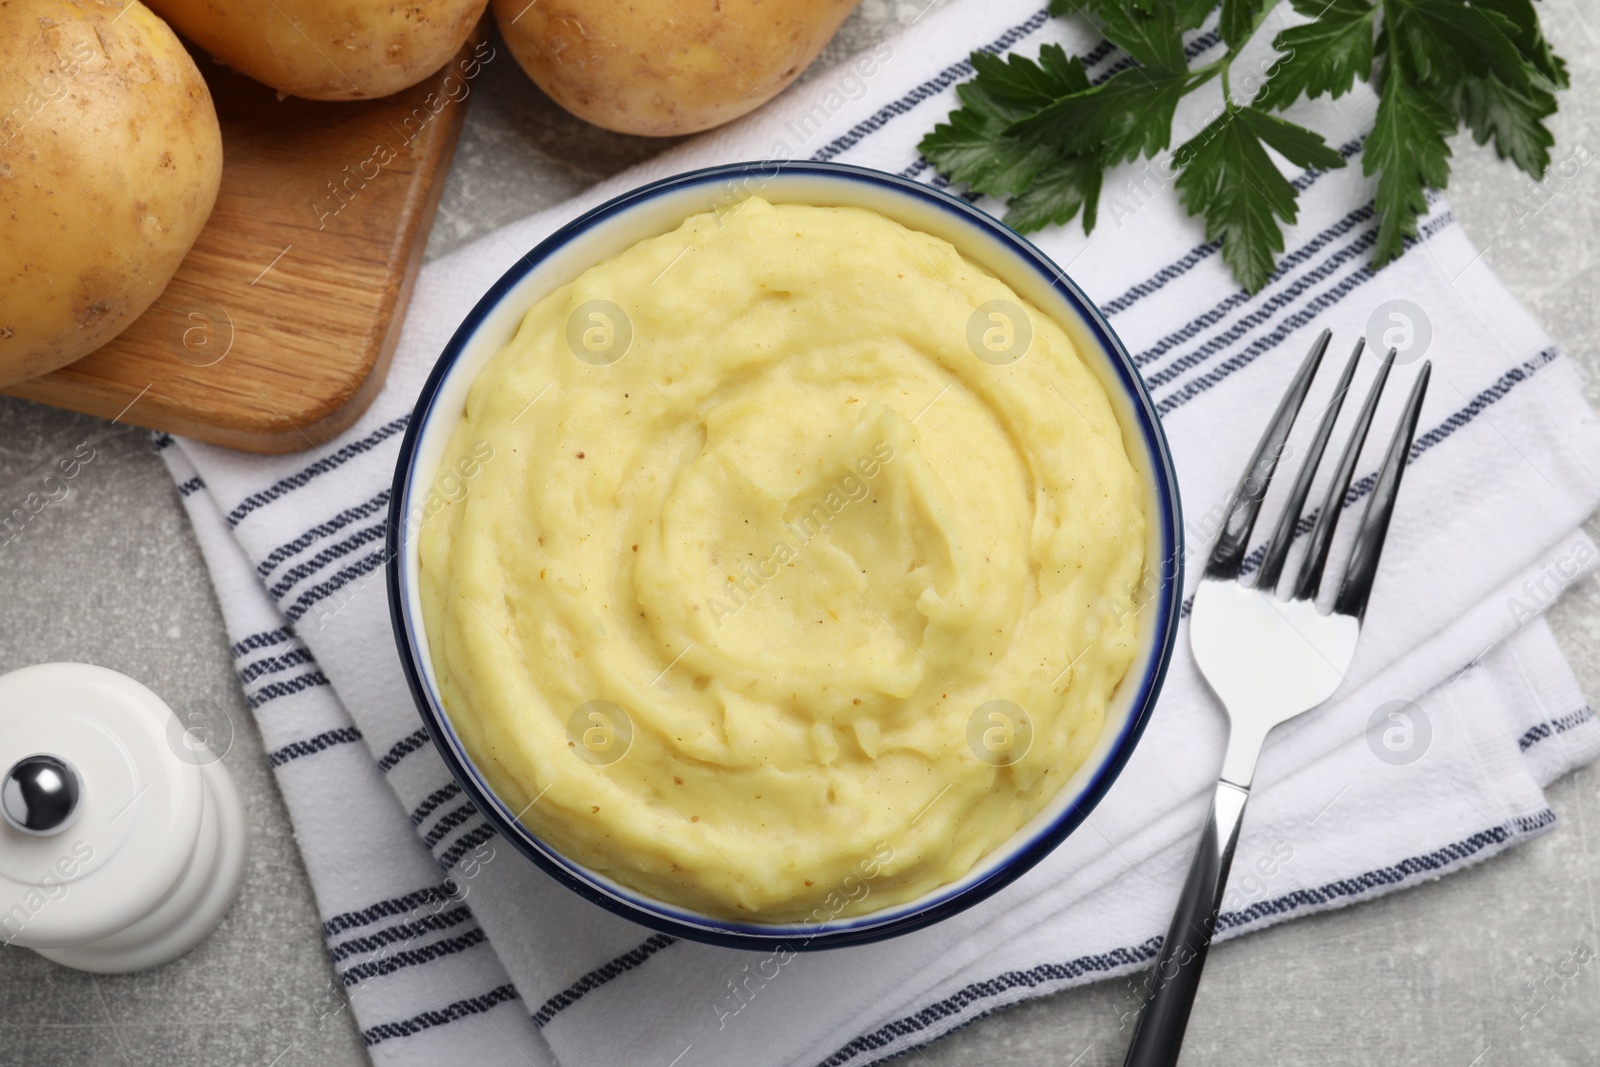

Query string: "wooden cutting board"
[2, 36, 484, 454]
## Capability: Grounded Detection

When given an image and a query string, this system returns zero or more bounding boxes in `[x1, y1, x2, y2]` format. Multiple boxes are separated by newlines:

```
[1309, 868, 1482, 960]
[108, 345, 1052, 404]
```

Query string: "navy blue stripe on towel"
[247, 670, 330, 711]
[226, 415, 408, 527]
[230, 626, 293, 661]
[1154, 208, 1456, 417]
[378, 727, 432, 773]
[808, 10, 1051, 165]
[323, 881, 460, 940]
[1145, 222, 1383, 390]
[341, 927, 488, 988]
[237, 645, 316, 685]
[266, 521, 388, 600]
[328, 905, 476, 963]
[257, 488, 391, 578]
[422, 802, 483, 850]
[436, 824, 498, 872]
[361, 982, 520, 1047]
[411, 782, 464, 826]
[1518, 706, 1595, 751]
[278, 550, 386, 624]
[531, 933, 679, 1028]
[268, 726, 364, 767]
[1134, 202, 1376, 371]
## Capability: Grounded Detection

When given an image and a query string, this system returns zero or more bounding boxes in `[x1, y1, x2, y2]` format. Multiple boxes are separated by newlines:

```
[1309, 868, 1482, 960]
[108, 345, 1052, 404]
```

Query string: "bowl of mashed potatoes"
[387, 161, 1182, 949]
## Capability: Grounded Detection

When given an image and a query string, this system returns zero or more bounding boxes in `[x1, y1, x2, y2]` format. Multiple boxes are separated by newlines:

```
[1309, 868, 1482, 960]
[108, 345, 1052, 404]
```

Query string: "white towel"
[159, 2, 1600, 1064]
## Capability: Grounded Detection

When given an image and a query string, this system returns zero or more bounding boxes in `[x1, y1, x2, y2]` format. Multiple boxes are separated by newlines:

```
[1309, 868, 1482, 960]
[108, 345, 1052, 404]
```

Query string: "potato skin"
[146, 0, 487, 101]
[494, 0, 860, 136]
[0, 0, 222, 386]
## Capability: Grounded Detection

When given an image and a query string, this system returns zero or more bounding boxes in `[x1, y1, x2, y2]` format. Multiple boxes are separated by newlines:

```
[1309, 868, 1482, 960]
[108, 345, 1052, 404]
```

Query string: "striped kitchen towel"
[160, 1, 1600, 1064]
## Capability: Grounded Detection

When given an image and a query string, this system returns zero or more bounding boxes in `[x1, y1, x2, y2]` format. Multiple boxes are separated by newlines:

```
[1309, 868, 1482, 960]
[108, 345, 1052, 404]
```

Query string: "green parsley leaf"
[1452, 73, 1558, 181]
[1009, 68, 1191, 164]
[965, 43, 1090, 116]
[920, 0, 1568, 291]
[1004, 155, 1106, 234]
[1364, 40, 1456, 268]
[1470, 0, 1569, 90]
[1174, 107, 1345, 291]
[1067, 0, 1189, 72]
[1237, 106, 1348, 171]
[1171, 0, 1220, 32]
[1387, 0, 1529, 90]
[1221, 0, 1273, 49]
[1257, 0, 1377, 109]
[917, 102, 1058, 201]
[918, 47, 1088, 199]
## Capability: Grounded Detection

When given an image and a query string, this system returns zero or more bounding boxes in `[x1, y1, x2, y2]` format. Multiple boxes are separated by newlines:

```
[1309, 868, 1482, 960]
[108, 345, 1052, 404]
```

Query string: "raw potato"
[494, 0, 860, 136]
[145, 0, 488, 101]
[0, 0, 222, 387]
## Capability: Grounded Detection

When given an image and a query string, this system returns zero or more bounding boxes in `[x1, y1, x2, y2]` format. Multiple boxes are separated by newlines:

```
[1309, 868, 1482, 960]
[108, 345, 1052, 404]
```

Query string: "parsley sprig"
[920, 0, 1568, 292]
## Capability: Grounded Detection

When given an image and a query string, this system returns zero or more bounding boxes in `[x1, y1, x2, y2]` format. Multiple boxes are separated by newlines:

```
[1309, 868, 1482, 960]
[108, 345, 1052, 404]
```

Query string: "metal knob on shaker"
[0, 663, 247, 973]
[2, 754, 82, 835]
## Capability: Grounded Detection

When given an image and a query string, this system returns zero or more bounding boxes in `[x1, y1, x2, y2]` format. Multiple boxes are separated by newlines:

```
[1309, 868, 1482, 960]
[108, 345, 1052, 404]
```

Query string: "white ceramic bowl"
[386, 161, 1183, 950]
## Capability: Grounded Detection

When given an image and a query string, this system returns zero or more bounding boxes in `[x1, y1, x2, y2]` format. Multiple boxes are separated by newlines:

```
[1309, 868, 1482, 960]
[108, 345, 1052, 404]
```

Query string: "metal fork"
[1122, 329, 1433, 1067]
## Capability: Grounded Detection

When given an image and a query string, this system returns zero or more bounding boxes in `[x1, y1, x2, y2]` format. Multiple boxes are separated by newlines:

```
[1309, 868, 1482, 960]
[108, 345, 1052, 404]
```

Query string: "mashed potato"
[417, 197, 1145, 922]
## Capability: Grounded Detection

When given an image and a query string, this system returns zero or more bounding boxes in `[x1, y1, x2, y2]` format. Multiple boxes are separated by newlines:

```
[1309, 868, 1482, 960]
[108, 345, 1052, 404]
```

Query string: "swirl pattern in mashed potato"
[417, 197, 1145, 922]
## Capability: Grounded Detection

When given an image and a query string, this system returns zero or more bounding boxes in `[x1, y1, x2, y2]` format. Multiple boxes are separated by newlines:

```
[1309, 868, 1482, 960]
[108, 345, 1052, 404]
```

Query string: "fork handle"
[1122, 779, 1251, 1067]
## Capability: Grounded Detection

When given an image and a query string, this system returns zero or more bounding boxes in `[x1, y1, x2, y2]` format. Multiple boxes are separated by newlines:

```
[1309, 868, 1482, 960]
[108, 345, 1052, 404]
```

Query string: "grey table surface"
[4, 3, 1600, 1065]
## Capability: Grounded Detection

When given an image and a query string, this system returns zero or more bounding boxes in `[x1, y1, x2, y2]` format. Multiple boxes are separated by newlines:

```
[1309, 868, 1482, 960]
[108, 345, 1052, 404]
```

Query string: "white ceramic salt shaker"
[0, 662, 246, 973]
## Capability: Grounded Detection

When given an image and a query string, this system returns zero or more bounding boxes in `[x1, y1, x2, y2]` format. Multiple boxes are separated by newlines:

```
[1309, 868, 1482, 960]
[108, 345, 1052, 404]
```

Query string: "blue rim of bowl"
[386, 160, 1183, 951]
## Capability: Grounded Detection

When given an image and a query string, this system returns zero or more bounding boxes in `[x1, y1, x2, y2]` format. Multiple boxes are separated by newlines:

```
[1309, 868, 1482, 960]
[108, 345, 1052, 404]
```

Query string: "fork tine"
[1290, 347, 1398, 601]
[1203, 329, 1332, 581]
[1254, 338, 1364, 594]
[1333, 361, 1432, 619]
